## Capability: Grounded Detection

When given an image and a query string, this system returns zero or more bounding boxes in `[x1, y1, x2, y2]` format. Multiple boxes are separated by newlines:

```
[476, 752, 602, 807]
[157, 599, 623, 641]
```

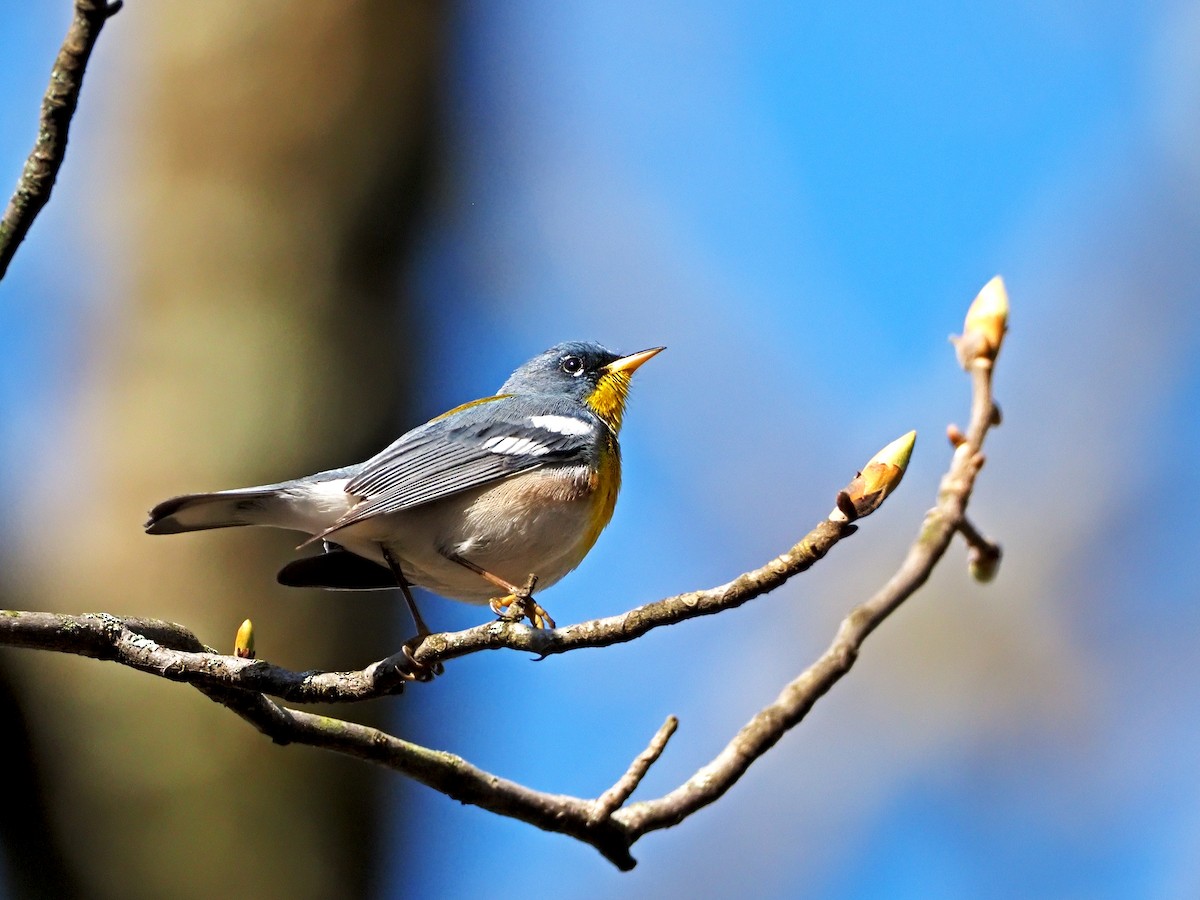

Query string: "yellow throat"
[584, 346, 664, 433]
[585, 371, 633, 433]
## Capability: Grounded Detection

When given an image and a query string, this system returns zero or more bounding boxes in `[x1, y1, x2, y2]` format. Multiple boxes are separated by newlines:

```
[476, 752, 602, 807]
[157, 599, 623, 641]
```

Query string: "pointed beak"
[603, 346, 665, 375]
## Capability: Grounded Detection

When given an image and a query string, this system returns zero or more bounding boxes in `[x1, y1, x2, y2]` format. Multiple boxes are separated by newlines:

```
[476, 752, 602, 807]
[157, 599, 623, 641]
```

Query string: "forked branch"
[0, 0, 1011, 873]
[0, 277, 1009, 871]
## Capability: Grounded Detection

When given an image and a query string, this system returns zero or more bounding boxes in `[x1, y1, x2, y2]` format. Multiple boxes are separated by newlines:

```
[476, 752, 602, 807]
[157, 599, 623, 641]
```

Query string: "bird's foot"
[489, 574, 554, 629]
[393, 634, 444, 682]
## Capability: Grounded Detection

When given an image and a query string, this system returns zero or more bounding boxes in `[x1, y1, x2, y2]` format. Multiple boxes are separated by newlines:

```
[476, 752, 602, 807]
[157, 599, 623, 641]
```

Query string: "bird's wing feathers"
[317, 396, 597, 536]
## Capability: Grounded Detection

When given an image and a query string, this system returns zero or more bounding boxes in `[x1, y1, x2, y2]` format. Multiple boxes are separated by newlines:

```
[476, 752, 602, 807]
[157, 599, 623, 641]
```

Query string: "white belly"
[332, 467, 601, 604]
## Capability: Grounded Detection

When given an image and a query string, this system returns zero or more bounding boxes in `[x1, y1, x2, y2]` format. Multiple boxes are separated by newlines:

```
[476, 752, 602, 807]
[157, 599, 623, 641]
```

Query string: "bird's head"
[499, 341, 664, 432]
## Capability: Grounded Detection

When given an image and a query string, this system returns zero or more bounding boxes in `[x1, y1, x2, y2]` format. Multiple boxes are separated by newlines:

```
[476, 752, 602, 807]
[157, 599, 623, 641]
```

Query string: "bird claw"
[395, 636, 444, 682]
[489, 574, 554, 629]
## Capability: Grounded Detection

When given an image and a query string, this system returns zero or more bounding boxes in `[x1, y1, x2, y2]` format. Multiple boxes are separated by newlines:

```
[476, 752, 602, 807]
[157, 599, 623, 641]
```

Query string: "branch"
[0, 0, 122, 280]
[0, 279, 1010, 869]
[0, 472, 880, 704]
[591, 716, 679, 826]
[618, 279, 1008, 837]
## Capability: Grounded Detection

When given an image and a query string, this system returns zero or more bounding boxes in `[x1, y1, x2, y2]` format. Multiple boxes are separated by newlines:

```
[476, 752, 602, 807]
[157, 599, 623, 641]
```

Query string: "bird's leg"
[381, 546, 443, 680]
[446, 553, 554, 629]
[384, 551, 434, 638]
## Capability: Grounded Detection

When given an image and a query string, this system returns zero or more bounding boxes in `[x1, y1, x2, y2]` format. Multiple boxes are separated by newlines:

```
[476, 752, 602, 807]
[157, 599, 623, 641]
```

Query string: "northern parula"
[145, 342, 663, 633]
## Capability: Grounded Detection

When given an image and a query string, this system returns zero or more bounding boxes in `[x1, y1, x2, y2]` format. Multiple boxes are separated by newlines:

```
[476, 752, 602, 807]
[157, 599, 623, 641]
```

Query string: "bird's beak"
[603, 346, 665, 375]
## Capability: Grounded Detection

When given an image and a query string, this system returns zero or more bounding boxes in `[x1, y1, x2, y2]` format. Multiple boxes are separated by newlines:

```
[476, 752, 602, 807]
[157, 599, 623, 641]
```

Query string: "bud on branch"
[835, 430, 917, 521]
[952, 275, 1009, 369]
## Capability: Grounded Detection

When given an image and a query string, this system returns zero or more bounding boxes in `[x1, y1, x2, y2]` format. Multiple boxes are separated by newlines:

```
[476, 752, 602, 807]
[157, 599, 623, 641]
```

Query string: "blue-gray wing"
[317, 395, 598, 535]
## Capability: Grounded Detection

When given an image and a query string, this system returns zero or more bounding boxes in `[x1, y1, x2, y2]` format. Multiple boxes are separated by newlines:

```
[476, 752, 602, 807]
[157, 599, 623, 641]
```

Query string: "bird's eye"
[560, 355, 584, 376]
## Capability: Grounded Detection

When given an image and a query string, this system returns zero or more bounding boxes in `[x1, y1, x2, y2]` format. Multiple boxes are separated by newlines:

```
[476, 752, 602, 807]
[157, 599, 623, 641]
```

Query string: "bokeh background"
[3, 2, 1199, 898]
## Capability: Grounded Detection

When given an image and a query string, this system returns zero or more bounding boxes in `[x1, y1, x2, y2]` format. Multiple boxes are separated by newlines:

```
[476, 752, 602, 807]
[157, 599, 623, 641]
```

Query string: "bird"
[145, 341, 663, 648]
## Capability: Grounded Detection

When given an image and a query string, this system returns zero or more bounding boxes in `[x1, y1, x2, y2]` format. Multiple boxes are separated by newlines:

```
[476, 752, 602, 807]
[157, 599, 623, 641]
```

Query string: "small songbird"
[145, 342, 663, 637]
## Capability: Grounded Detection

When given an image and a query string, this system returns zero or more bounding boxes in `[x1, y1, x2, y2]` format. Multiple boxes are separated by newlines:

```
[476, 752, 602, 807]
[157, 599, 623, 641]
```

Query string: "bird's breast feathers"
[334, 459, 617, 603]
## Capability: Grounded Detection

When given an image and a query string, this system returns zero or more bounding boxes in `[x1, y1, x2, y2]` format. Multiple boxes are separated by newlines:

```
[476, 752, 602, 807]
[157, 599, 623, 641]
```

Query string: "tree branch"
[0, 0, 121, 280]
[619, 346, 1002, 839]
[0, 279, 1010, 869]
[0, 496, 865, 705]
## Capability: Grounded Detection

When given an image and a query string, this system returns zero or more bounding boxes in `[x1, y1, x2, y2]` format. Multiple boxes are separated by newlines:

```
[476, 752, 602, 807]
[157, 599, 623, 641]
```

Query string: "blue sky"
[4, 3, 1200, 898]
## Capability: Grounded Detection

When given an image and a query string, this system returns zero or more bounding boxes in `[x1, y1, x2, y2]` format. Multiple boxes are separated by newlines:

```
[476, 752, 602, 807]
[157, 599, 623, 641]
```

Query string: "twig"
[956, 516, 997, 555]
[957, 516, 1002, 581]
[0, 0, 122, 280]
[591, 716, 679, 826]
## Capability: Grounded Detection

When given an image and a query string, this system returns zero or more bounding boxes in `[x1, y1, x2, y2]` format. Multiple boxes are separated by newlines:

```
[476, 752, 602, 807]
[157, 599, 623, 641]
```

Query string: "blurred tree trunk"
[4, 3, 443, 897]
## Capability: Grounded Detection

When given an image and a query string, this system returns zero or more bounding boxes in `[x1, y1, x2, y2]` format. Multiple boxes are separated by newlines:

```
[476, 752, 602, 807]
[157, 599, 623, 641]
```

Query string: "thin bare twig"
[956, 516, 998, 555]
[957, 515, 1002, 581]
[0, 0, 121, 280]
[591, 716, 679, 826]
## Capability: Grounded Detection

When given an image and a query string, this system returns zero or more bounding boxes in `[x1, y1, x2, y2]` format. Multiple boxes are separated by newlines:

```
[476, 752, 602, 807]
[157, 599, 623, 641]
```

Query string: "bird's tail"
[145, 488, 282, 535]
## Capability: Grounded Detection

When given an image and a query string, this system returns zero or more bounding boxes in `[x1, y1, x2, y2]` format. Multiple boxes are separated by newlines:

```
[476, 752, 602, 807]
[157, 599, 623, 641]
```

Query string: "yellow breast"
[581, 431, 621, 554]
